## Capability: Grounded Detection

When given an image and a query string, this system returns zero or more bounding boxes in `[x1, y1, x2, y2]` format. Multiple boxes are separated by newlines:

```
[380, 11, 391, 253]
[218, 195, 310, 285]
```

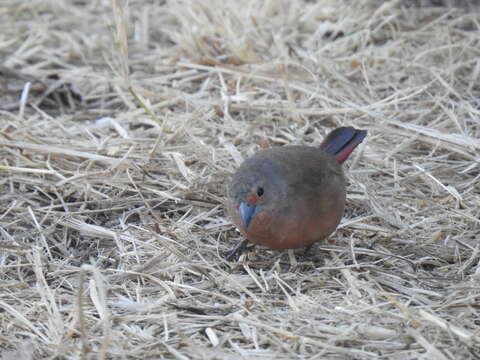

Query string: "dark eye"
[256, 187, 264, 197]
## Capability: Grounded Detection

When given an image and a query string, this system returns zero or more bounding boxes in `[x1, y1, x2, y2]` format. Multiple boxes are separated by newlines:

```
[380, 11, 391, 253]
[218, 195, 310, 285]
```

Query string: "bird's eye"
[256, 187, 264, 197]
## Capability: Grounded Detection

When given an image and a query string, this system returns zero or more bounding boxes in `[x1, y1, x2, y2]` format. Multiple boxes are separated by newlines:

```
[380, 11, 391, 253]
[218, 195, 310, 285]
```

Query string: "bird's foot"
[303, 244, 314, 257]
[225, 239, 251, 261]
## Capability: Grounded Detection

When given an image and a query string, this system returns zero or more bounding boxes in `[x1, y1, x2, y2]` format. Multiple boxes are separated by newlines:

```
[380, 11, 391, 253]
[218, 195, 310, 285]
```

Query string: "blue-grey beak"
[239, 202, 257, 228]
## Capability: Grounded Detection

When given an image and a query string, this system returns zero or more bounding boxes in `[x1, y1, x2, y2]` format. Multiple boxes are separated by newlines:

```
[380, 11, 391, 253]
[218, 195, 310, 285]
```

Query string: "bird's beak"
[239, 201, 257, 228]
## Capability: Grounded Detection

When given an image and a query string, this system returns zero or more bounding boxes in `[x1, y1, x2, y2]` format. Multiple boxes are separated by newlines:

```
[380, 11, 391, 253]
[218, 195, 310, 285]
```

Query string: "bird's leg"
[303, 243, 314, 256]
[225, 239, 251, 261]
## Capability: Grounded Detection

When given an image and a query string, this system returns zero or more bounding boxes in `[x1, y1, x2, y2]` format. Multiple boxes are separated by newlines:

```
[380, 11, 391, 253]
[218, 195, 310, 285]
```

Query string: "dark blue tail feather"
[320, 127, 367, 163]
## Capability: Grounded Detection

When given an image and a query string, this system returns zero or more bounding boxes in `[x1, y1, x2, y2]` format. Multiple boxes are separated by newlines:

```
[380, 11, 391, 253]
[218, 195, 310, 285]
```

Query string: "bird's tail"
[319, 127, 367, 163]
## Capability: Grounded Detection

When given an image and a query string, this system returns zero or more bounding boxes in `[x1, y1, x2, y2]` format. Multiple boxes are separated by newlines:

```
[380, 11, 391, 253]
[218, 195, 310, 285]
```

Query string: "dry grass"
[1, 0, 480, 359]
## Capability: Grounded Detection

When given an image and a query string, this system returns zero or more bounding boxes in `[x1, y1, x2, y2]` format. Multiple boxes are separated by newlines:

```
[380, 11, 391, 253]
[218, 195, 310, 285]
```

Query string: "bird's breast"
[242, 189, 346, 249]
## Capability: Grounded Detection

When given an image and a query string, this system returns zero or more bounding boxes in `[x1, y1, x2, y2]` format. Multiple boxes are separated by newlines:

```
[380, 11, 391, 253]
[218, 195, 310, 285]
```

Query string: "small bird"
[226, 126, 367, 260]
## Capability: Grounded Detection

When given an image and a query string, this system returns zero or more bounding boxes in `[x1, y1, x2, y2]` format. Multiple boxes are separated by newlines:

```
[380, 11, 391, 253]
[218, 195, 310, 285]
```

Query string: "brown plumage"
[226, 127, 367, 259]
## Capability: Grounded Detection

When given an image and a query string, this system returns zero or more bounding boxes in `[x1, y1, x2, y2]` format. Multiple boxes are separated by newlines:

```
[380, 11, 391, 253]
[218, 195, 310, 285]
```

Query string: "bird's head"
[228, 154, 288, 229]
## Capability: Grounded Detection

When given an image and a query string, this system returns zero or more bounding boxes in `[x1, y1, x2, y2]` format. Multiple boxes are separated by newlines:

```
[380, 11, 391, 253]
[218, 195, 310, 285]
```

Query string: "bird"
[225, 126, 367, 260]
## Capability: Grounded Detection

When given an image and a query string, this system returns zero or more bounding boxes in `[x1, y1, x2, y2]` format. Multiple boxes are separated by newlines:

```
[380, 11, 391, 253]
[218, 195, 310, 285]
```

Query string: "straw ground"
[1, 0, 479, 359]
